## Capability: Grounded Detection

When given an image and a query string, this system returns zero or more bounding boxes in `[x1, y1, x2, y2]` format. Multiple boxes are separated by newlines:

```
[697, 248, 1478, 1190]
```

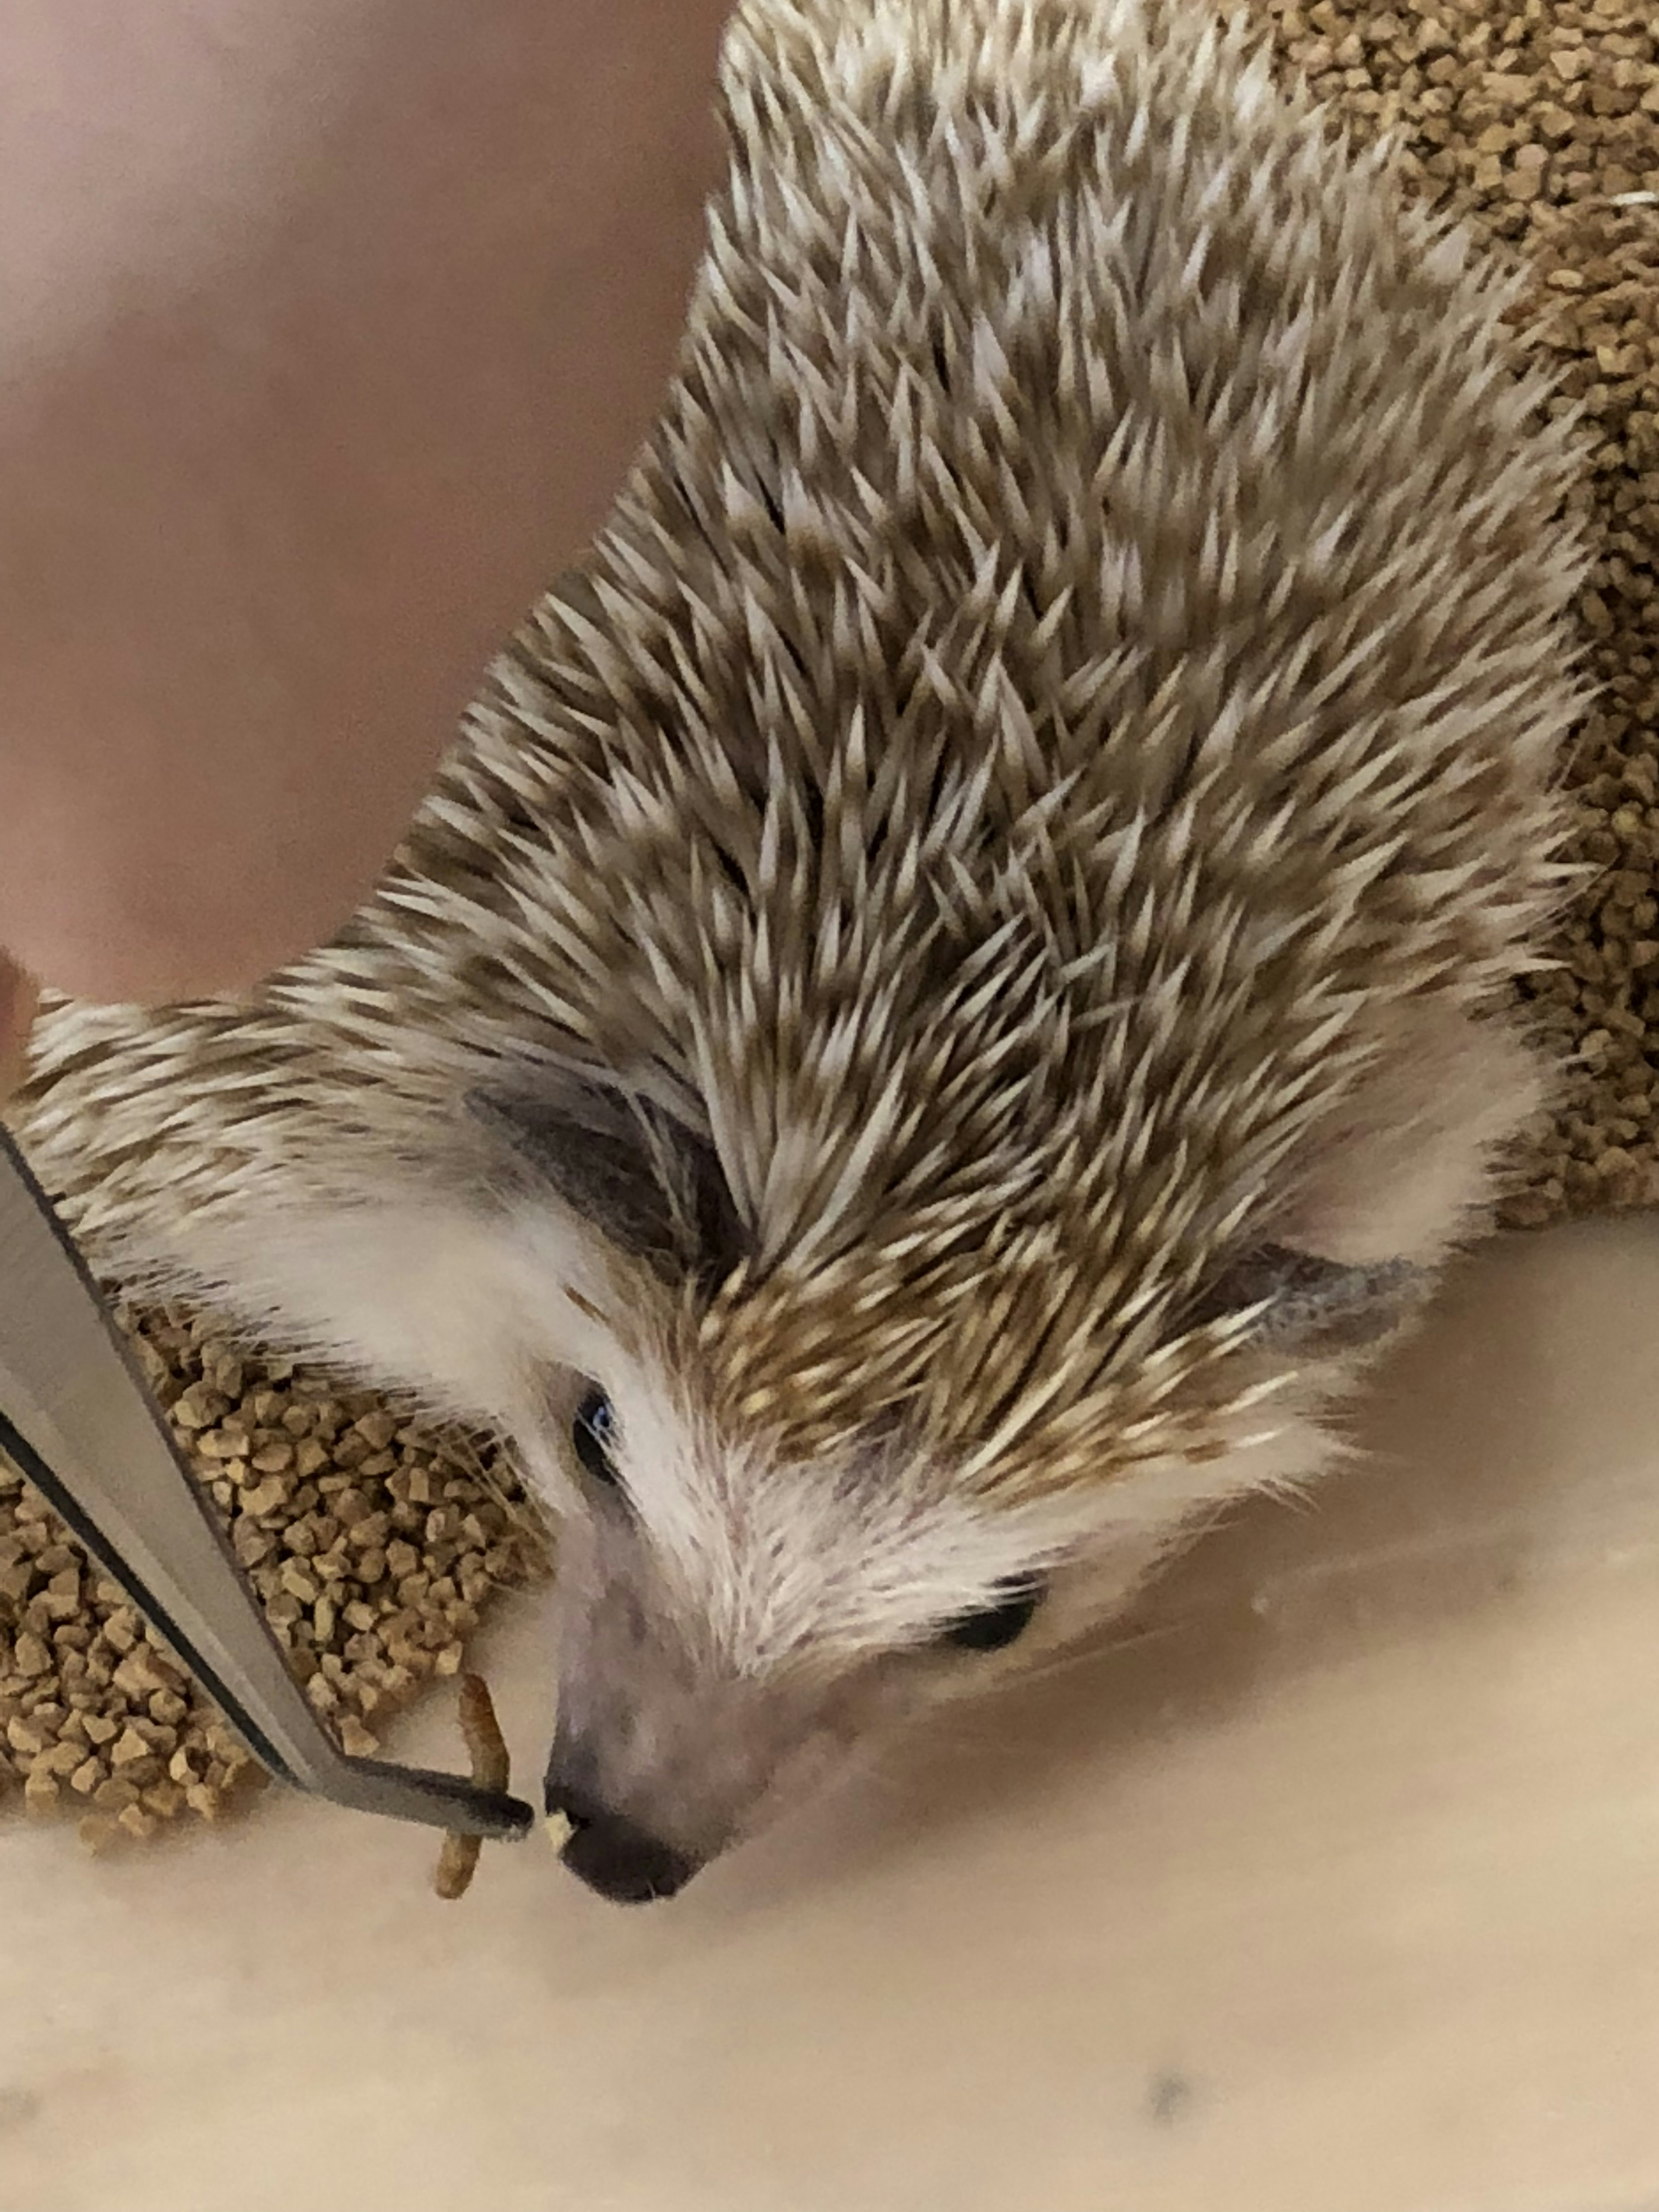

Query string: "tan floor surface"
[5, 1216, 1659, 2212]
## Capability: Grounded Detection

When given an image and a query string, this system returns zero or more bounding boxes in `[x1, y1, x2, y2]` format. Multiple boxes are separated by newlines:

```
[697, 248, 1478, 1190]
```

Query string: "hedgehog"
[10, 0, 1587, 1904]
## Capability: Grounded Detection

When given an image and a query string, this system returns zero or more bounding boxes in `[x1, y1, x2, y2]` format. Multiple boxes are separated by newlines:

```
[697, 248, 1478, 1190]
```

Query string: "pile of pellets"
[3, 0, 1656, 1852]
[0, 1305, 549, 1849]
[1249, 0, 1659, 1221]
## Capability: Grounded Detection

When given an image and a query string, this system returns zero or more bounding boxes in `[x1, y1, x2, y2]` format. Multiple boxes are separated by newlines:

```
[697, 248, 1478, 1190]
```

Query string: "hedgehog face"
[529, 1360, 1161, 1904]
[474, 1060, 1467, 1904]
[471, 1077, 1133, 1895]
[527, 1331, 1384, 1903]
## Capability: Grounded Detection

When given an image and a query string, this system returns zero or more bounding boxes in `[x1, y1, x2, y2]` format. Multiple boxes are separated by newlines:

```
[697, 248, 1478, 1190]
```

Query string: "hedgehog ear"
[467, 1078, 743, 1289]
[1184, 1244, 1428, 1359]
[1186, 1009, 1536, 1358]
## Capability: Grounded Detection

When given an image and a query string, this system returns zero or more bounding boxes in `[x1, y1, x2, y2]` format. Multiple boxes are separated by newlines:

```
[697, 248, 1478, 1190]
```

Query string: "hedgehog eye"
[572, 1387, 623, 1492]
[941, 1579, 1046, 1653]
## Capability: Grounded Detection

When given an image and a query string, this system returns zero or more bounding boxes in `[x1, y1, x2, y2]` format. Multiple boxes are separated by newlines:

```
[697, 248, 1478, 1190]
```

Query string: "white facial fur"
[532, 1343, 1344, 1869]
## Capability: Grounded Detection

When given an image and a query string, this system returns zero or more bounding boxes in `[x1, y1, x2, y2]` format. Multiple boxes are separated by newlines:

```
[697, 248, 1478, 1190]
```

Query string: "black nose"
[545, 1782, 701, 1906]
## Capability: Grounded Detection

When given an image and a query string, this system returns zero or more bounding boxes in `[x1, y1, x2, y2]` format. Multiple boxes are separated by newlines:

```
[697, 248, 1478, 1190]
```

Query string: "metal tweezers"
[0, 1126, 532, 1841]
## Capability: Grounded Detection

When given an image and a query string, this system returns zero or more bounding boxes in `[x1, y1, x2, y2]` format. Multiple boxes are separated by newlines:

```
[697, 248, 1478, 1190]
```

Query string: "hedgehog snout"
[541, 1762, 703, 1906]
[540, 1644, 855, 1905]
[546, 1672, 845, 1902]
[540, 1523, 870, 1903]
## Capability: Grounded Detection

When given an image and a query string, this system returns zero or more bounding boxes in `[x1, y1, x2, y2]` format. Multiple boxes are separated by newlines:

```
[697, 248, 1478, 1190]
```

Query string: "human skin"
[0, 0, 733, 1020]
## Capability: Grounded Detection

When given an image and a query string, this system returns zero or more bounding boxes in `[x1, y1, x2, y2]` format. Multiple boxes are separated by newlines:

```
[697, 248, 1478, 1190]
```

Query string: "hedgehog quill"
[12, 0, 1588, 1904]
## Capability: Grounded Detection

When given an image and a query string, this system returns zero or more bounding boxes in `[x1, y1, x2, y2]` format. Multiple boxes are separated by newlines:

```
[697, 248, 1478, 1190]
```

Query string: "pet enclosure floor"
[5, 1217, 1659, 2212]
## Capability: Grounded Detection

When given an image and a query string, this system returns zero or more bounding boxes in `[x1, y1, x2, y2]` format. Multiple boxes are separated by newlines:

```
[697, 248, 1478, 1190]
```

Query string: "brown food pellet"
[1239, 0, 1658, 1228]
[22, 1770, 59, 1818]
[433, 1673, 511, 1903]
[2, 1311, 550, 1852]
